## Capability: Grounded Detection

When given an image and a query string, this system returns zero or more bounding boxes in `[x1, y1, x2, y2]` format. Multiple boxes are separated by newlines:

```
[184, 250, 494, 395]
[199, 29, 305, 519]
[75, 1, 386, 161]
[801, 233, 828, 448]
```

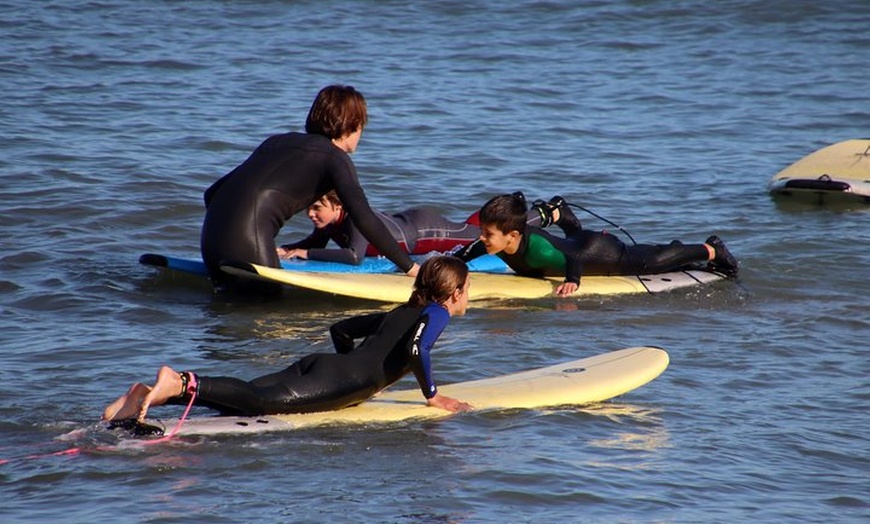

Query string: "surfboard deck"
[129, 347, 668, 437]
[769, 139, 870, 204]
[221, 261, 725, 302]
[139, 253, 509, 277]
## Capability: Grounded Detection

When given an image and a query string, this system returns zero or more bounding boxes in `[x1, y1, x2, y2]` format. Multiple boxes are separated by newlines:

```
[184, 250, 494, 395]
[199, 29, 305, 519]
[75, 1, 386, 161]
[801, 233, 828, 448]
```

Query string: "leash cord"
[567, 202, 638, 245]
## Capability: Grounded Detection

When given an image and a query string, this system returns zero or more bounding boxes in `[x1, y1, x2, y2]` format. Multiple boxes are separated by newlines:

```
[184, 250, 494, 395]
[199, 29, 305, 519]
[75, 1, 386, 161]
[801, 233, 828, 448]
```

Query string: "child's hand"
[277, 248, 308, 259]
[405, 263, 421, 277]
[427, 393, 472, 412]
[554, 281, 578, 297]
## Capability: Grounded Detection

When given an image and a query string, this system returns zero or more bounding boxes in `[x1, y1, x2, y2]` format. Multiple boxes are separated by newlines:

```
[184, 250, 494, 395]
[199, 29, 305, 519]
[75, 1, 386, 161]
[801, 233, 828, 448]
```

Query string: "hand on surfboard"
[555, 281, 578, 297]
[277, 247, 308, 260]
[427, 393, 472, 413]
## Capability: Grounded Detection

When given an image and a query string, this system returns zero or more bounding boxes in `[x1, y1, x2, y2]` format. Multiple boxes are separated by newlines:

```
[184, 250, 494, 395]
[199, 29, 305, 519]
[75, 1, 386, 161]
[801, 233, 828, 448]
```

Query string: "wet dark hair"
[479, 192, 527, 234]
[305, 85, 368, 139]
[408, 256, 469, 307]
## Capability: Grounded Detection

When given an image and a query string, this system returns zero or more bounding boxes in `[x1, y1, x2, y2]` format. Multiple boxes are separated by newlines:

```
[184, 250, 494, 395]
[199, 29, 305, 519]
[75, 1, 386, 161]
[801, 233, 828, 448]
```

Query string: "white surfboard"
[769, 139, 870, 205]
[131, 347, 668, 438]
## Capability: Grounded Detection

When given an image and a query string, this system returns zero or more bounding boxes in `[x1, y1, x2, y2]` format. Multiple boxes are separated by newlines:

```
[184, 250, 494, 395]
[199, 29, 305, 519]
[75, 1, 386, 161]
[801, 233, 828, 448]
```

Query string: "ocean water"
[1, 1, 868, 522]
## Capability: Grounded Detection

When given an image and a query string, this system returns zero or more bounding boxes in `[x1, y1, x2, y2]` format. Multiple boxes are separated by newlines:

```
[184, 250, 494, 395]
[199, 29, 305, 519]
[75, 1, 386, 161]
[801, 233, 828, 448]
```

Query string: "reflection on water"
[582, 404, 671, 456]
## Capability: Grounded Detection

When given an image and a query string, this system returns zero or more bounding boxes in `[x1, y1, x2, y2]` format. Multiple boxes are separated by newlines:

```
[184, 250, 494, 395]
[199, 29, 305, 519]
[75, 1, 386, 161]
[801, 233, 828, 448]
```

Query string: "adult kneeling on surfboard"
[200, 85, 418, 295]
[454, 192, 739, 297]
[102, 256, 472, 423]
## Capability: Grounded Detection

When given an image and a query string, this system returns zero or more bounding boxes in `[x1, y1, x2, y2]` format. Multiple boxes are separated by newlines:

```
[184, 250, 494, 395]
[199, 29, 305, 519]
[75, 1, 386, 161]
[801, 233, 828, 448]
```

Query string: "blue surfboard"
[139, 252, 510, 277]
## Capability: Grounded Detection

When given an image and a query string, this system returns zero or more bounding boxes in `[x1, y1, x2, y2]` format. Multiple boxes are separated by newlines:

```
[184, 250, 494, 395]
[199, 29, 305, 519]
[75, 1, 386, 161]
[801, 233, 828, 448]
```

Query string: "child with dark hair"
[454, 193, 738, 297]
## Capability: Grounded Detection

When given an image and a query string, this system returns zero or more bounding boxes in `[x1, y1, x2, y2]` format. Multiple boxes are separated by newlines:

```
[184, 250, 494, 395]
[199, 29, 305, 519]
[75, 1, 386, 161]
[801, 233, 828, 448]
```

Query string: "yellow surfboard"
[221, 261, 724, 302]
[141, 346, 668, 437]
[769, 139, 870, 204]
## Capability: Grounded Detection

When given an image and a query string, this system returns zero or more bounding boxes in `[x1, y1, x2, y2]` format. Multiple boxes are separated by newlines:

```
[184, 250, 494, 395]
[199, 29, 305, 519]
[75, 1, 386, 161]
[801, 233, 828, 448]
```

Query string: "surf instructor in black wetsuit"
[200, 85, 418, 294]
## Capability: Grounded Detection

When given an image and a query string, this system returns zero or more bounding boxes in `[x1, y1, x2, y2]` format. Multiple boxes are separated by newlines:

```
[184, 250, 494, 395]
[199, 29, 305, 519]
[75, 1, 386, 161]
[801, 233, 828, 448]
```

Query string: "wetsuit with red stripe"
[200, 132, 414, 290]
[455, 225, 709, 284]
[175, 303, 448, 415]
[282, 207, 480, 265]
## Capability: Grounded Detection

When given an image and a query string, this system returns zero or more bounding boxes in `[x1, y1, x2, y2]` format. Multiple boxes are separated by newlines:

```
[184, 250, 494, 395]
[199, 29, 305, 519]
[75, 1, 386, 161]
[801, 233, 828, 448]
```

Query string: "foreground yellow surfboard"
[221, 262, 724, 302]
[769, 139, 870, 204]
[140, 346, 668, 437]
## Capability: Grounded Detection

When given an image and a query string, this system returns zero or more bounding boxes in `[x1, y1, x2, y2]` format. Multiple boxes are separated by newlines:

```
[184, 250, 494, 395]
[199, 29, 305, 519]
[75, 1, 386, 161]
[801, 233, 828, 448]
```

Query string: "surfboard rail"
[220, 261, 725, 302]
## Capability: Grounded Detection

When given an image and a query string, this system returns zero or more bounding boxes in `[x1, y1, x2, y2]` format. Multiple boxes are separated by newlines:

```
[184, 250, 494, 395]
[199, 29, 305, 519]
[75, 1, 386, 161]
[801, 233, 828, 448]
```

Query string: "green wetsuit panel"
[525, 232, 566, 271]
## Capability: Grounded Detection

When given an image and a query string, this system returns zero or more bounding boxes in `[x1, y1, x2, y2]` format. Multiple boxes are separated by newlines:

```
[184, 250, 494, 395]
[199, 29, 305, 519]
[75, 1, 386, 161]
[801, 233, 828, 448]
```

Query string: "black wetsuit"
[455, 224, 709, 284]
[178, 303, 448, 416]
[200, 132, 414, 291]
[282, 207, 480, 265]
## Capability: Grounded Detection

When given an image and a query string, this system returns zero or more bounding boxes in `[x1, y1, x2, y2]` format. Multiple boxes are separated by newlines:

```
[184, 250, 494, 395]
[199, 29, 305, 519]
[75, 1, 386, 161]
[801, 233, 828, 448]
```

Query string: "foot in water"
[102, 383, 152, 422]
[102, 366, 185, 422]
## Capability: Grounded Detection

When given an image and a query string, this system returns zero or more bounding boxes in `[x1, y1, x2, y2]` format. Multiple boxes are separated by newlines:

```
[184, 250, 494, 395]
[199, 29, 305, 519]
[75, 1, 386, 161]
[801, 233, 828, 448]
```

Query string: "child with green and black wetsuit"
[453, 192, 738, 297]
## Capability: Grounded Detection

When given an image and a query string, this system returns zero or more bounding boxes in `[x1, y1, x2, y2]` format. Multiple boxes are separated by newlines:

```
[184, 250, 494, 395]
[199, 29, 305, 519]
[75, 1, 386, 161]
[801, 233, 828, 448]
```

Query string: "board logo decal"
[561, 367, 586, 374]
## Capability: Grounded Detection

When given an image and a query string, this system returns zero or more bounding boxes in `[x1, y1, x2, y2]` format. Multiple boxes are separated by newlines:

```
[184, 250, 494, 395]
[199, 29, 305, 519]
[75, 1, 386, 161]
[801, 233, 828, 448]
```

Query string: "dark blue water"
[1, 1, 868, 522]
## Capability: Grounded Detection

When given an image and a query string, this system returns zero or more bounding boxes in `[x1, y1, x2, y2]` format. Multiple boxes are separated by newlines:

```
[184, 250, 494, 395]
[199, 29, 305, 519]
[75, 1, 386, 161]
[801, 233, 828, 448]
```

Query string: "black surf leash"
[565, 202, 638, 246]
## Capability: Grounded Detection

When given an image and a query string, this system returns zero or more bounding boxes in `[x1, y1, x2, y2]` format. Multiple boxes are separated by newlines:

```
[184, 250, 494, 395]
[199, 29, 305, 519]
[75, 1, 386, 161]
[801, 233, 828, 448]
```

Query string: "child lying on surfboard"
[453, 192, 739, 297]
[102, 256, 473, 424]
[277, 191, 549, 266]
[276, 190, 481, 264]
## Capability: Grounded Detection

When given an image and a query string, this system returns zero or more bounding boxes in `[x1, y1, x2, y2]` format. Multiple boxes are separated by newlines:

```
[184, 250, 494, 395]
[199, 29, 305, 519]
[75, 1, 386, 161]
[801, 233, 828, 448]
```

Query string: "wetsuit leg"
[201, 190, 285, 296]
[569, 231, 627, 273]
[619, 241, 709, 274]
[398, 208, 481, 253]
[189, 354, 381, 415]
[201, 224, 282, 296]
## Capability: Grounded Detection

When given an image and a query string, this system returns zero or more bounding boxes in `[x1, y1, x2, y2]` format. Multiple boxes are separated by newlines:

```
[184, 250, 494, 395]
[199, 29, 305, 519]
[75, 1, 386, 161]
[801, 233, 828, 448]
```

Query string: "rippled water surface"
[1, 1, 868, 523]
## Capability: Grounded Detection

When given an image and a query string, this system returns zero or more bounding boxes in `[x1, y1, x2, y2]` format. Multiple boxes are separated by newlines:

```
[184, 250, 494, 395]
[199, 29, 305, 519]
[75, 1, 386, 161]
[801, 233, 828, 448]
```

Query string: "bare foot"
[102, 383, 152, 421]
[138, 366, 184, 421]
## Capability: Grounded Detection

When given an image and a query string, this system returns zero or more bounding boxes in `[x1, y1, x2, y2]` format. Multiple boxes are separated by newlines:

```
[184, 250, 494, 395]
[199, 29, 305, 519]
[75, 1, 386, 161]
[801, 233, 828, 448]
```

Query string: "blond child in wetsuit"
[277, 191, 481, 264]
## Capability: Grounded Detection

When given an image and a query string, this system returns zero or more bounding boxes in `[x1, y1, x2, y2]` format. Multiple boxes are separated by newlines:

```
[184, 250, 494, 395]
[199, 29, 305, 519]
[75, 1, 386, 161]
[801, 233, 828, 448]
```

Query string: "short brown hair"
[479, 193, 527, 234]
[305, 85, 368, 139]
[318, 190, 342, 207]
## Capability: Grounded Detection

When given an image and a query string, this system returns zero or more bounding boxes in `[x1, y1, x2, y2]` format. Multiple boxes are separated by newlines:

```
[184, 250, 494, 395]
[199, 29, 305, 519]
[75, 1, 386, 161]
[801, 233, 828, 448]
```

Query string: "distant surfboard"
[769, 139, 870, 205]
[221, 260, 725, 302]
[123, 346, 668, 438]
